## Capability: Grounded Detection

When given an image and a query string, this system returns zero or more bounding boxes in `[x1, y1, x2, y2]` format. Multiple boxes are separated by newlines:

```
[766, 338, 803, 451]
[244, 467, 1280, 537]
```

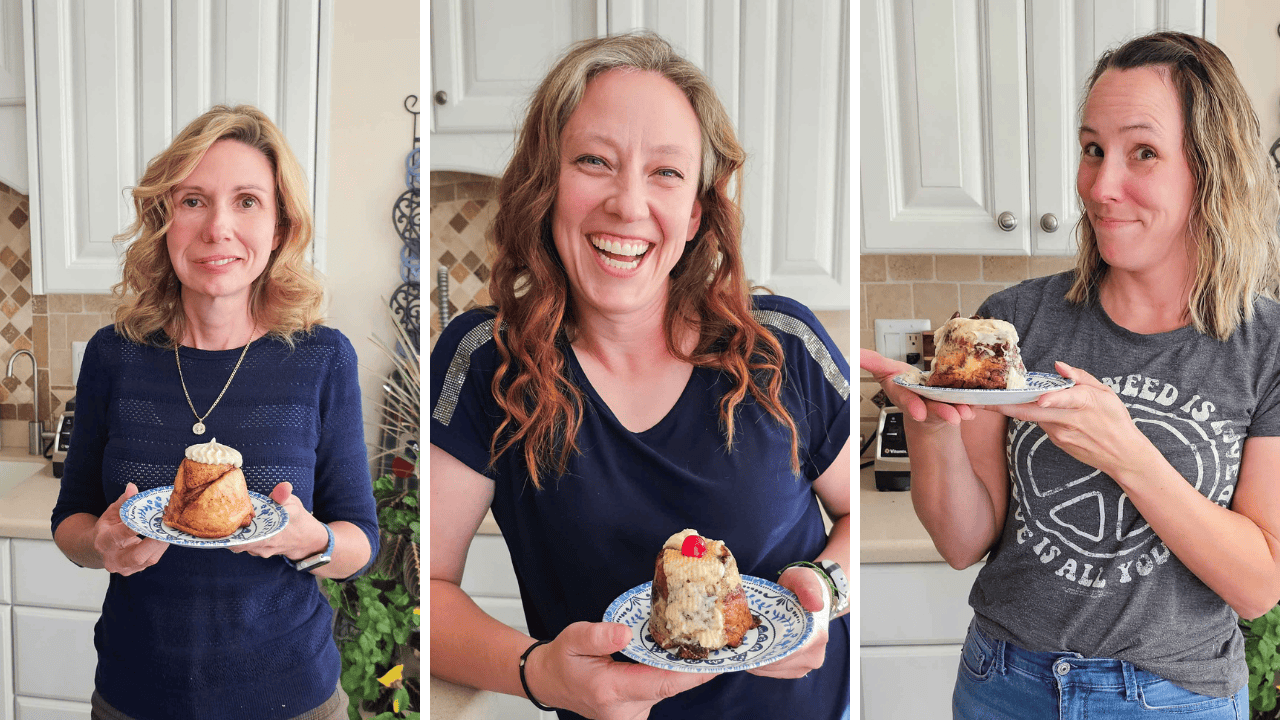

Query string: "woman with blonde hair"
[431, 32, 851, 719]
[51, 104, 378, 720]
[863, 32, 1280, 718]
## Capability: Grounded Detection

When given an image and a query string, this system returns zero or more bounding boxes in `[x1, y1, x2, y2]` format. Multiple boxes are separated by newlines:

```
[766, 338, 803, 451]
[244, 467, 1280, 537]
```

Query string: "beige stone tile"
[48, 294, 82, 313]
[860, 286, 869, 330]
[863, 283, 913, 326]
[859, 329, 875, 352]
[960, 283, 1011, 316]
[49, 347, 71, 388]
[812, 310, 851, 361]
[32, 315, 46, 367]
[913, 283, 961, 330]
[859, 421, 878, 454]
[860, 255, 886, 282]
[982, 256, 1030, 282]
[48, 314, 66, 354]
[66, 315, 103, 345]
[886, 255, 933, 281]
[936, 255, 981, 281]
[1030, 256, 1076, 278]
[82, 294, 118, 313]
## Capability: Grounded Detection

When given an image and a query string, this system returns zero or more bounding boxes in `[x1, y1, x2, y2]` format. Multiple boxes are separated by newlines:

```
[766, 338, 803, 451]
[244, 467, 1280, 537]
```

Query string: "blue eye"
[656, 168, 683, 179]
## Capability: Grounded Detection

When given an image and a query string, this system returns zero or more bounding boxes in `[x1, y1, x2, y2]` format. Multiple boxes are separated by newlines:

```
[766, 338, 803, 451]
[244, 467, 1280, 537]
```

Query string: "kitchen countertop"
[859, 465, 945, 564]
[0, 448, 57, 539]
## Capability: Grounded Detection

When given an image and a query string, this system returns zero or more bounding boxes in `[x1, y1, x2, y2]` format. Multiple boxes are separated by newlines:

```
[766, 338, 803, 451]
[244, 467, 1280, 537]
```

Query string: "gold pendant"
[193, 421, 206, 435]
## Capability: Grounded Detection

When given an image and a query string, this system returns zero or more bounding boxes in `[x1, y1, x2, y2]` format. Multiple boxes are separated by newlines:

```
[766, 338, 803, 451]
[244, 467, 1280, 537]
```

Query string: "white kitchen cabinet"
[1, 604, 12, 720]
[859, 562, 983, 720]
[8, 539, 105, 715]
[0, 0, 27, 194]
[430, 0, 850, 310]
[860, 0, 1210, 256]
[20, 0, 332, 294]
[11, 606, 96, 703]
[13, 698, 89, 720]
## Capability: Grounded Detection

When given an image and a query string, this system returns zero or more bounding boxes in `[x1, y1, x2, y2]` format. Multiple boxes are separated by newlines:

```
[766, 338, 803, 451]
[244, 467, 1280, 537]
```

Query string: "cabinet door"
[11, 539, 108, 612]
[739, 0, 850, 309]
[861, 0, 1030, 255]
[860, 562, 982, 645]
[12, 606, 96, 703]
[13, 697, 90, 720]
[1, 608, 12, 720]
[1027, 0, 1207, 256]
[860, 644, 961, 720]
[25, 0, 328, 294]
[0, 0, 26, 194]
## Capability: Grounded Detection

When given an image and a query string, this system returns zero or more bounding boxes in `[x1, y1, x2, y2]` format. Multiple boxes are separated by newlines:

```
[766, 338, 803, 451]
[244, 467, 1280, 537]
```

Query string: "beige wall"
[1217, 0, 1280, 148]
[324, 0, 420, 447]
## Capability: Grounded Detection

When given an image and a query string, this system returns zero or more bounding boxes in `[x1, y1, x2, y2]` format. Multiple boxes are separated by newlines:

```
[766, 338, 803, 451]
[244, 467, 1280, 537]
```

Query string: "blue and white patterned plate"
[602, 575, 815, 673]
[893, 370, 1074, 405]
[119, 485, 288, 548]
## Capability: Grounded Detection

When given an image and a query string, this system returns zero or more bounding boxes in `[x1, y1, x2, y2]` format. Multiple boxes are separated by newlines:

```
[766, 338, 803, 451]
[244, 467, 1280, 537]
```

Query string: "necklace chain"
[175, 331, 254, 435]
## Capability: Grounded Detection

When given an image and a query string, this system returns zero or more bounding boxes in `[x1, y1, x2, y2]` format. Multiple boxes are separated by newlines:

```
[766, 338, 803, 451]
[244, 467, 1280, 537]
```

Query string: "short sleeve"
[752, 295, 851, 479]
[429, 308, 502, 477]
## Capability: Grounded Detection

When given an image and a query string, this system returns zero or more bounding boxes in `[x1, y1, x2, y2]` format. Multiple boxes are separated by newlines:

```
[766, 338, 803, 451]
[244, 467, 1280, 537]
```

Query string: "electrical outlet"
[874, 319, 932, 366]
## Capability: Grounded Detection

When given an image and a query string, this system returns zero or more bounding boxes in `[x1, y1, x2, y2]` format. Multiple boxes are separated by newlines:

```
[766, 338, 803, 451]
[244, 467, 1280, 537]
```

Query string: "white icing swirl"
[184, 437, 243, 467]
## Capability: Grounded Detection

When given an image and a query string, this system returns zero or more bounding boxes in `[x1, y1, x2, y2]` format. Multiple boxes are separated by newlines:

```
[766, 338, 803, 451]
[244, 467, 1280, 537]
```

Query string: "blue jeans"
[953, 621, 1247, 719]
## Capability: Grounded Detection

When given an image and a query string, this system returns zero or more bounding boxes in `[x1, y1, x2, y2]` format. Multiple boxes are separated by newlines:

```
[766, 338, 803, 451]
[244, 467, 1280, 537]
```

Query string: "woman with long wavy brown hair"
[431, 32, 851, 720]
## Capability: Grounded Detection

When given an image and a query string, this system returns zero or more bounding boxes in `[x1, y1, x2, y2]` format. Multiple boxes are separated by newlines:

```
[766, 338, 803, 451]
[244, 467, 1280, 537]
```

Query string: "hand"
[525, 621, 715, 720]
[232, 483, 327, 560]
[94, 483, 168, 575]
[986, 361, 1151, 478]
[748, 567, 830, 679]
[860, 349, 975, 428]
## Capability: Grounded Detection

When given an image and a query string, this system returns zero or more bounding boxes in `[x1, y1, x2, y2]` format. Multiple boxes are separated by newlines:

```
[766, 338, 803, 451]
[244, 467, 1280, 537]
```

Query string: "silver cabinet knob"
[1040, 213, 1059, 233]
[997, 211, 1017, 231]
[434, 90, 448, 105]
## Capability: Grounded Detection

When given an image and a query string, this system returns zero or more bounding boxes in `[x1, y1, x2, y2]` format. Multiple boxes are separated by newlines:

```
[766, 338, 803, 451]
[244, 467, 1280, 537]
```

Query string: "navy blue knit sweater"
[51, 325, 379, 720]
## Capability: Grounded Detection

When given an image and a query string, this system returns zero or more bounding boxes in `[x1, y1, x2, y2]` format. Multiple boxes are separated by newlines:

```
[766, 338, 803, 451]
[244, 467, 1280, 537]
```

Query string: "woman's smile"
[588, 234, 653, 272]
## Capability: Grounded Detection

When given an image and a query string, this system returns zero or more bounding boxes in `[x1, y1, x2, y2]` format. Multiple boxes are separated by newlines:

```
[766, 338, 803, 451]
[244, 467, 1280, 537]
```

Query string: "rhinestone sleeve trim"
[432, 319, 497, 426]
[752, 310, 850, 401]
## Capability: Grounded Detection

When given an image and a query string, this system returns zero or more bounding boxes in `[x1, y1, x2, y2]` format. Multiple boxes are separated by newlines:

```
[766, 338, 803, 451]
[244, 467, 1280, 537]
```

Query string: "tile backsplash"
[0, 181, 120, 438]
[858, 254, 1077, 458]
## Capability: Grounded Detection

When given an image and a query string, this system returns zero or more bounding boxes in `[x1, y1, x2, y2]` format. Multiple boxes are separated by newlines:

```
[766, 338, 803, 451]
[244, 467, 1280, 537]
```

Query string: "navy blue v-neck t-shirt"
[431, 294, 850, 720]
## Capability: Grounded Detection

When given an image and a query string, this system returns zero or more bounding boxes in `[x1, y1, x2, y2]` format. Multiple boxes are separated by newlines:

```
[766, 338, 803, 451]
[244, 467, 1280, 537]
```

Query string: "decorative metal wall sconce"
[391, 95, 421, 350]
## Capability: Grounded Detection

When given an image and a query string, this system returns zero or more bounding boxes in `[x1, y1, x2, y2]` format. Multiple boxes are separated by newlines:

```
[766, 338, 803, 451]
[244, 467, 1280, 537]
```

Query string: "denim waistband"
[973, 623, 1142, 701]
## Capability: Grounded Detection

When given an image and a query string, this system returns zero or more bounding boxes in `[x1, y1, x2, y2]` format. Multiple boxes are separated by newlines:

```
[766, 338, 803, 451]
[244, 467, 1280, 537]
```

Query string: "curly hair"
[1067, 31, 1280, 340]
[112, 104, 325, 347]
[487, 32, 801, 489]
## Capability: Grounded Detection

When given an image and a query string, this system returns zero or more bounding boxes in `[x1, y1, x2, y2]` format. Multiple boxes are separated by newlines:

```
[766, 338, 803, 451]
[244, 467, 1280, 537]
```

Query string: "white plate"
[120, 485, 288, 548]
[602, 575, 814, 673]
[892, 370, 1074, 405]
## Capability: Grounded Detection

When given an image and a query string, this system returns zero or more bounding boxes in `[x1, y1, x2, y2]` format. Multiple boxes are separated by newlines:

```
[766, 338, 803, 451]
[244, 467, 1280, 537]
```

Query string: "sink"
[0, 460, 48, 498]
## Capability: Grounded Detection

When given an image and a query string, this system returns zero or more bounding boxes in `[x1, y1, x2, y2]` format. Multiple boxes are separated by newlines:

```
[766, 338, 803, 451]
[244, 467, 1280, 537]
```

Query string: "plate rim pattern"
[119, 485, 289, 548]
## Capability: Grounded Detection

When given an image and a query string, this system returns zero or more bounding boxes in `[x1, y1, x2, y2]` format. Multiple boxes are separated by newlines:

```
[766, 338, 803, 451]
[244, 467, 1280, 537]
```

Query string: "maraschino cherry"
[681, 534, 707, 558]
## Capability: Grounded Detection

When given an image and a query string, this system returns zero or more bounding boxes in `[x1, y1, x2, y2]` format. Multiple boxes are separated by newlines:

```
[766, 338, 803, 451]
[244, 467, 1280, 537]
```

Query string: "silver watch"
[816, 559, 849, 615]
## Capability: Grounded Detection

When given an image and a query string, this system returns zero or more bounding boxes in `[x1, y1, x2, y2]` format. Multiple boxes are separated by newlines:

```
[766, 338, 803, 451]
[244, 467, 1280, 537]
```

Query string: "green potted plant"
[1243, 604, 1280, 720]
[323, 316, 420, 719]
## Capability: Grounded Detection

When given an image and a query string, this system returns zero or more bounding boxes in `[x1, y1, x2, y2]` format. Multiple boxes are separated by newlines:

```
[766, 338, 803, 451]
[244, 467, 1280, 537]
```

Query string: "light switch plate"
[874, 319, 932, 366]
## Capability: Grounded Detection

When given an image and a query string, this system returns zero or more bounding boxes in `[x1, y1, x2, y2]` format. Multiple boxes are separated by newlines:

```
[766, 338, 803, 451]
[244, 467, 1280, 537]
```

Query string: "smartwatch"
[286, 523, 334, 572]
[815, 559, 850, 616]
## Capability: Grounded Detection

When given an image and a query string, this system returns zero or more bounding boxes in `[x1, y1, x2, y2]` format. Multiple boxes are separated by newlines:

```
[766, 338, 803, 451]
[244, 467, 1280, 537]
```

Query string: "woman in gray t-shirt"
[863, 31, 1280, 719]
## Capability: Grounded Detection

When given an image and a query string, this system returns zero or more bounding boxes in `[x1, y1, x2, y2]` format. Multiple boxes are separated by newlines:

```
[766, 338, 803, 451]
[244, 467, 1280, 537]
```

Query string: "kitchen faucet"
[7, 349, 49, 455]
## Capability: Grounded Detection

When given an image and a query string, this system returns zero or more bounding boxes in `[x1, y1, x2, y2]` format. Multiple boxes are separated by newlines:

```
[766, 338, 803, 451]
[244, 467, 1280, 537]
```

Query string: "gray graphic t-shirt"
[969, 272, 1280, 698]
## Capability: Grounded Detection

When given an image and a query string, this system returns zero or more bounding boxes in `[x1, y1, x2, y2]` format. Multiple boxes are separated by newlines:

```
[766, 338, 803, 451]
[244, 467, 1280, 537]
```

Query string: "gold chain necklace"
[175, 330, 254, 435]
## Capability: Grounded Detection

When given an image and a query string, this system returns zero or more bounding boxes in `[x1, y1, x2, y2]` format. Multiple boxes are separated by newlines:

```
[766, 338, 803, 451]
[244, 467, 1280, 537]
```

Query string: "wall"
[1217, 0, 1280, 149]
[323, 0, 420, 456]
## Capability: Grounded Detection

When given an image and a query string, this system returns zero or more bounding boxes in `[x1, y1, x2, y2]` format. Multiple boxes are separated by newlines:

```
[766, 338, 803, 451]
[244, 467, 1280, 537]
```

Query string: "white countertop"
[859, 465, 945, 564]
[0, 448, 59, 539]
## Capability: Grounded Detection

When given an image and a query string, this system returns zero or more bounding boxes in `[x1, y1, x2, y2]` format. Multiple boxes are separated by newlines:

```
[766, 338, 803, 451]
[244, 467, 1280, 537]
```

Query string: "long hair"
[112, 104, 325, 347]
[487, 32, 801, 489]
[1067, 32, 1280, 340]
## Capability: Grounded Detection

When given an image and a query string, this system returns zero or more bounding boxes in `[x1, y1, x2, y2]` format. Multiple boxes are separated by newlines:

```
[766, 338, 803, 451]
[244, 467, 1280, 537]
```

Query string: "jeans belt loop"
[1121, 661, 1138, 701]
[995, 636, 1008, 675]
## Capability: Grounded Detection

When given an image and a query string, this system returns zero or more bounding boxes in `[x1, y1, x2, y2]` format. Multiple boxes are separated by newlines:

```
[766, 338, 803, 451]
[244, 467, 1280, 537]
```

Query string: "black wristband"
[778, 560, 838, 605]
[519, 639, 558, 711]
